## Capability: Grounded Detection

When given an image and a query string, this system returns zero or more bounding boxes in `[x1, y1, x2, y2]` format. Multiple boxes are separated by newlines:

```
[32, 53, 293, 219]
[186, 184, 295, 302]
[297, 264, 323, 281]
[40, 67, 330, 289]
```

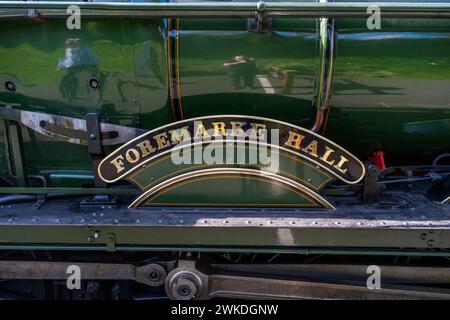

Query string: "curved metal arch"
[129, 167, 335, 209]
[127, 145, 333, 191]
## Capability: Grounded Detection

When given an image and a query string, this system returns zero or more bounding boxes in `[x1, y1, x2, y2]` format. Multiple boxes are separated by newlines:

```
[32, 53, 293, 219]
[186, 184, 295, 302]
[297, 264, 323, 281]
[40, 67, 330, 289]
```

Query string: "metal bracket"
[85, 113, 107, 189]
[247, 0, 272, 33]
[106, 233, 116, 252]
[4, 119, 28, 187]
[30, 194, 46, 210]
[363, 164, 381, 202]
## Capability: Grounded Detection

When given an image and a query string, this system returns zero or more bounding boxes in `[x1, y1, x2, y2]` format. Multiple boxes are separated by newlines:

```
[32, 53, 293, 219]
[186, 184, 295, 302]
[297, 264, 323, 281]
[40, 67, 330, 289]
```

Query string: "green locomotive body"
[0, 0, 449, 299]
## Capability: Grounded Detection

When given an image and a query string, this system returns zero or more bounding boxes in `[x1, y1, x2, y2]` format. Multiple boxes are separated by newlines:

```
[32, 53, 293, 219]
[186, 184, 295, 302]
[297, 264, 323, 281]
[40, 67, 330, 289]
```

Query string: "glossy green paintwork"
[326, 18, 450, 164]
[180, 17, 450, 165]
[141, 174, 321, 207]
[129, 145, 331, 191]
[0, 18, 171, 181]
[179, 18, 317, 124]
[0, 12, 450, 187]
[128, 144, 331, 207]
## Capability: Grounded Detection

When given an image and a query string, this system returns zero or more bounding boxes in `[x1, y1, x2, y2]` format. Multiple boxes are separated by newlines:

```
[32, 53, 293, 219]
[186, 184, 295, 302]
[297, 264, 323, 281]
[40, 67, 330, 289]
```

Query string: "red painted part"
[369, 151, 386, 170]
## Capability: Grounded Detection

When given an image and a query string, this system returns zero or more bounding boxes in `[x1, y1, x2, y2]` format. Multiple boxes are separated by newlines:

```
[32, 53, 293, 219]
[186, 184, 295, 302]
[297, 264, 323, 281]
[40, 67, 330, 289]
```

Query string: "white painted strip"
[256, 76, 275, 94]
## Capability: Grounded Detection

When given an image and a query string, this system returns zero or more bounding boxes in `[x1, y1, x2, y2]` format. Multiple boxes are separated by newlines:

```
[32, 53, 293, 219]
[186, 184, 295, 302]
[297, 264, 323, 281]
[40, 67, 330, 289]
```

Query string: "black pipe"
[0, 194, 36, 205]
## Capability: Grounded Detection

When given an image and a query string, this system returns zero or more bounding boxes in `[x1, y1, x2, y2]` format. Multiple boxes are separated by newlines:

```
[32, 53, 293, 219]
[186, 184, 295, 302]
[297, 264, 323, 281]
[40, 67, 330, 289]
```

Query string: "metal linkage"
[0, 261, 168, 287]
[165, 261, 450, 300]
[3, 259, 449, 299]
[0, 2, 450, 19]
[0, 106, 144, 146]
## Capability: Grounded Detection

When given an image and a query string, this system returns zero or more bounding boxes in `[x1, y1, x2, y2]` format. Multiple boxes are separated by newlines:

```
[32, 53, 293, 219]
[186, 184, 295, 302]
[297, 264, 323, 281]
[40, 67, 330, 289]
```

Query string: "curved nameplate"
[98, 115, 365, 184]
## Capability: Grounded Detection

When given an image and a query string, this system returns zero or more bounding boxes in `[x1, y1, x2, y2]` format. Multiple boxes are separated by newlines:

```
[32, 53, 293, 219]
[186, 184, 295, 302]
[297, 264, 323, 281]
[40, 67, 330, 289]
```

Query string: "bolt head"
[89, 78, 100, 89]
[256, 0, 266, 11]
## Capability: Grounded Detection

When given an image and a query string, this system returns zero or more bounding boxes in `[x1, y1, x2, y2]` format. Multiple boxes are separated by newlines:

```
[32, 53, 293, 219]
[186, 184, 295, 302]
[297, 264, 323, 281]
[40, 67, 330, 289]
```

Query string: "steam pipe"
[311, 16, 335, 133]
[0, 2, 450, 18]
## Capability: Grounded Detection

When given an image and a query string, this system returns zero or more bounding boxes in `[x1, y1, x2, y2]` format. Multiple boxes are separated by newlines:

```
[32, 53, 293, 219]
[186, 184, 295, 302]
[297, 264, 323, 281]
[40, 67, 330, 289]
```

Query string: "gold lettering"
[284, 131, 305, 150]
[334, 155, 349, 174]
[110, 155, 125, 174]
[168, 126, 191, 144]
[194, 122, 210, 139]
[125, 148, 140, 164]
[230, 121, 246, 137]
[250, 123, 266, 139]
[136, 140, 156, 157]
[153, 132, 171, 150]
[320, 146, 335, 166]
[302, 140, 318, 157]
[212, 122, 228, 137]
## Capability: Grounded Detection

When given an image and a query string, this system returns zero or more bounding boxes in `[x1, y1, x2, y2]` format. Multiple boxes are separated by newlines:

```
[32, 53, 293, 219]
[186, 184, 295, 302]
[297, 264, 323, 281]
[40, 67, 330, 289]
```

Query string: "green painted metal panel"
[129, 145, 332, 191]
[0, 18, 171, 177]
[178, 18, 317, 125]
[326, 18, 450, 164]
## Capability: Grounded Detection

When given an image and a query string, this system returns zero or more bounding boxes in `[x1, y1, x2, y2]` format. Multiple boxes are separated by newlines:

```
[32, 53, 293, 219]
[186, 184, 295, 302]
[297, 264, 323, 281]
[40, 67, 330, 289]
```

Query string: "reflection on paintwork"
[58, 38, 100, 103]
[179, 19, 317, 125]
[326, 19, 450, 164]
[0, 19, 170, 173]
[223, 55, 257, 90]
[339, 32, 450, 40]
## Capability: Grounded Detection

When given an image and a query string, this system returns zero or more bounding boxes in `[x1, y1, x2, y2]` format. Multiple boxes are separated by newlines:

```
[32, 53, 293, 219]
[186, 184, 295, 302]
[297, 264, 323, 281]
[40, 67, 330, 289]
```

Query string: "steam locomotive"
[0, 0, 449, 300]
